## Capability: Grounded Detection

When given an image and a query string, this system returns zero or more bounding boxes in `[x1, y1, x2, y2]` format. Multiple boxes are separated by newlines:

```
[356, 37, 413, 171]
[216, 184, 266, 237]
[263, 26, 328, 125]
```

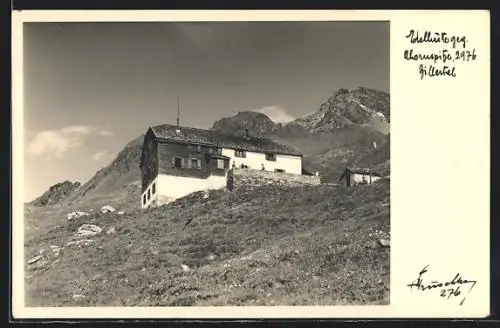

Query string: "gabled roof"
[149, 124, 302, 157]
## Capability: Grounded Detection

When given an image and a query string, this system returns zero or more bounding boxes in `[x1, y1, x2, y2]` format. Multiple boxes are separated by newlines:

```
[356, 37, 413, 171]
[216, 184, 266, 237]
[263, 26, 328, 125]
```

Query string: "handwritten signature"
[406, 265, 477, 306]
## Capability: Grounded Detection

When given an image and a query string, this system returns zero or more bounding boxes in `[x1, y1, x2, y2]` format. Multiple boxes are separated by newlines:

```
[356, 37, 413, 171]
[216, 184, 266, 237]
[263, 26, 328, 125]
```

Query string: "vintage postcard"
[11, 10, 490, 319]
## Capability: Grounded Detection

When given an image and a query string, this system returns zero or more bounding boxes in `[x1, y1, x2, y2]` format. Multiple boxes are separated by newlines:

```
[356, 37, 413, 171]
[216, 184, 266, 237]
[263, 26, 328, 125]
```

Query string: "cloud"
[98, 128, 114, 136]
[27, 125, 113, 159]
[253, 105, 295, 124]
[60, 125, 95, 135]
[92, 150, 109, 161]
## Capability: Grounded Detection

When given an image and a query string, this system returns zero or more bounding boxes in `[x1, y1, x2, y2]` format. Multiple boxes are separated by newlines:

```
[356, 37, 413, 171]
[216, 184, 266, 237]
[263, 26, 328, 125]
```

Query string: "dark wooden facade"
[140, 128, 158, 193]
[140, 128, 230, 193]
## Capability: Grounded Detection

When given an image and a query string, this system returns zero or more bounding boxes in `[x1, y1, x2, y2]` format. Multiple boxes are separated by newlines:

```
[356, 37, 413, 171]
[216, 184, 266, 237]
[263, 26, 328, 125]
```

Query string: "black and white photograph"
[22, 19, 391, 307]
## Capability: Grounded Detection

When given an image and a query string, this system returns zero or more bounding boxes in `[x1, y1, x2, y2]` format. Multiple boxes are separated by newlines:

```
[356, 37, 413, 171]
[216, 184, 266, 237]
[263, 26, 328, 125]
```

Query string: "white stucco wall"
[141, 173, 228, 208]
[222, 148, 302, 174]
[351, 173, 381, 185]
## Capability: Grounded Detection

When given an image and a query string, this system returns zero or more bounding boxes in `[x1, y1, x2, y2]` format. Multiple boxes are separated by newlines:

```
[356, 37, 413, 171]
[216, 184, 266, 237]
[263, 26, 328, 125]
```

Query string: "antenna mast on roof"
[176, 95, 180, 126]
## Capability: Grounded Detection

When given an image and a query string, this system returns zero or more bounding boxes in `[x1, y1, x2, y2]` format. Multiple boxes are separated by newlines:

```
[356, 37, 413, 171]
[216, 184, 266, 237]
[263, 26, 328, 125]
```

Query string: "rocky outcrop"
[31, 180, 81, 207]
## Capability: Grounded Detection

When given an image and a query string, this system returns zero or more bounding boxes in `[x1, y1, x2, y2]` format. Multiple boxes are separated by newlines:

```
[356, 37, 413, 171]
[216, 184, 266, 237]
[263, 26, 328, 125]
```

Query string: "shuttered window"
[172, 157, 183, 168]
[235, 150, 246, 158]
[188, 158, 201, 169]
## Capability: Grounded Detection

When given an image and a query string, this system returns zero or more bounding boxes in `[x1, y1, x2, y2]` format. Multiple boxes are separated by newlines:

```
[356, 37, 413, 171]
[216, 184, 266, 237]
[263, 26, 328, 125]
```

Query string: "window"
[172, 157, 183, 168]
[152, 183, 156, 194]
[143, 194, 146, 205]
[147, 189, 151, 200]
[275, 169, 285, 173]
[196, 145, 201, 152]
[235, 149, 246, 158]
[191, 158, 201, 169]
[217, 148, 222, 155]
[217, 159, 225, 169]
[265, 153, 276, 161]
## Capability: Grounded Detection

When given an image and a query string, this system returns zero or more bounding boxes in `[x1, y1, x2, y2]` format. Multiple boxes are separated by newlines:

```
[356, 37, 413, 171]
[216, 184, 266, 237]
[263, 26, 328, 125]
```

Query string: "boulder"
[379, 239, 390, 247]
[67, 211, 89, 221]
[76, 224, 102, 237]
[28, 255, 42, 264]
[100, 205, 116, 214]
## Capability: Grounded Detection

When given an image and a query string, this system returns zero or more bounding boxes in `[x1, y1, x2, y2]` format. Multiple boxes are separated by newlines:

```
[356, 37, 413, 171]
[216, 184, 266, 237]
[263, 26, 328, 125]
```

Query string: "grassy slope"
[24, 182, 141, 242]
[25, 180, 390, 307]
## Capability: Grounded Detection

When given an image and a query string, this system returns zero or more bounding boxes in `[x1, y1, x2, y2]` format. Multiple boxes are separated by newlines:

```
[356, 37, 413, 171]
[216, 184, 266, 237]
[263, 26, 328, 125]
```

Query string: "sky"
[22, 21, 389, 202]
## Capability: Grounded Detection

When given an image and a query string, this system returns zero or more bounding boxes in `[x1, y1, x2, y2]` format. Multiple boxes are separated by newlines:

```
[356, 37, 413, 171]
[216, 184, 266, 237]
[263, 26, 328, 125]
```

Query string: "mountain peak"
[211, 111, 279, 137]
[290, 87, 390, 133]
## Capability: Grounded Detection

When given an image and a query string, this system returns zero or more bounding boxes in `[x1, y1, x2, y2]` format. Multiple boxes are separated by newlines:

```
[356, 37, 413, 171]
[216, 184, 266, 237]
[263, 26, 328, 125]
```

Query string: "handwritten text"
[406, 265, 477, 306]
[404, 30, 478, 80]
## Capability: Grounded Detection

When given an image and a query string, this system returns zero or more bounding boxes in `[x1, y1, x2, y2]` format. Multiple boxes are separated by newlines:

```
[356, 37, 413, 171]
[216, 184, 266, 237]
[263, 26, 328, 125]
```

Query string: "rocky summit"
[290, 87, 390, 134]
[211, 111, 280, 138]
